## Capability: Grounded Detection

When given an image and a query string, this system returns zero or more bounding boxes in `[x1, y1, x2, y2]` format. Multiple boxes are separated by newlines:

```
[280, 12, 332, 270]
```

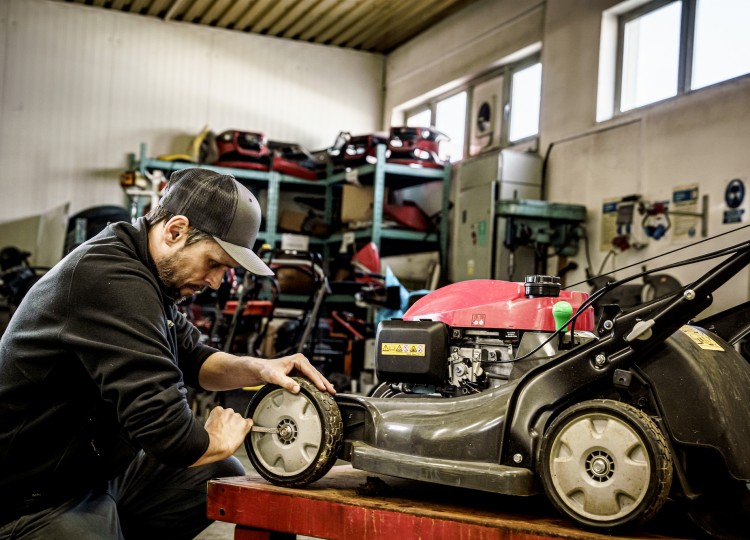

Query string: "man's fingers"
[257, 353, 337, 395]
[277, 374, 301, 394]
[206, 405, 254, 434]
[292, 354, 336, 395]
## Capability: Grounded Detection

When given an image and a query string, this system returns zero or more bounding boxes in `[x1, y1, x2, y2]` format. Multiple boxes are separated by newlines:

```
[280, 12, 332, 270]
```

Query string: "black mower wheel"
[539, 399, 672, 531]
[243, 377, 342, 487]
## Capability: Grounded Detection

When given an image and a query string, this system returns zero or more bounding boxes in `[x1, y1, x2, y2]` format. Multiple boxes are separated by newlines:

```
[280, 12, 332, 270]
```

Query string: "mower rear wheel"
[539, 399, 672, 530]
[244, 377, 342, 487]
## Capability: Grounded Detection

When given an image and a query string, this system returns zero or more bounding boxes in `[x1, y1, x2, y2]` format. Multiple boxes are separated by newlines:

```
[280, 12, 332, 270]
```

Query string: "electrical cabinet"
[451, 149, 542, 282]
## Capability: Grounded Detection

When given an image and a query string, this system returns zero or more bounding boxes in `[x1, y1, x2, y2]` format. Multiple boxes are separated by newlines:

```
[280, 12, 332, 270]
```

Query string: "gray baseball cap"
[159, 168, 274, 276]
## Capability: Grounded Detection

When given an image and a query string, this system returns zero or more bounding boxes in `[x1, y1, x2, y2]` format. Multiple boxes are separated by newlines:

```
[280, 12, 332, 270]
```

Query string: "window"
[406, 109, 431, 128]
[435, 92, 467, 162]
[509, 63, 542, 141]
[691, 0, 750, 90]
[401, 54, 541, 162]
[612, 0, 750, 114]
[619, 2, 682, 111]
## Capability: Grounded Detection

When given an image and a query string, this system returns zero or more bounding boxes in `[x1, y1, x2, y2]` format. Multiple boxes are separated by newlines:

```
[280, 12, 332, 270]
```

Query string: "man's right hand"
[190, 405, 253, 467]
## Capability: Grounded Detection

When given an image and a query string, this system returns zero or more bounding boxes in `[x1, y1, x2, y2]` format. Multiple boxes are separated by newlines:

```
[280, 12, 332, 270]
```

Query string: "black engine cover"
[376, 320, 448, 384]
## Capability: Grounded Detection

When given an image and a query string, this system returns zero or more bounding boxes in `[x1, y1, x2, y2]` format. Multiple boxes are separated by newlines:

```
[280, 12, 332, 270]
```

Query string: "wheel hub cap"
[249, 388, 324, 477]
[586, 451, 615, 481]
[277, 419, 297, 444]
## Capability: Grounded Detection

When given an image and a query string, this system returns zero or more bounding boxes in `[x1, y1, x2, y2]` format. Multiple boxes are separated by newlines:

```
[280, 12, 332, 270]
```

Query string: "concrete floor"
[195, 520, 237, 539]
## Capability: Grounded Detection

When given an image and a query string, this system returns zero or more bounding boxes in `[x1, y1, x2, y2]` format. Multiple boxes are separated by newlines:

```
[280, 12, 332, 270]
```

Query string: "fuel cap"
[524, 275, 561, 298]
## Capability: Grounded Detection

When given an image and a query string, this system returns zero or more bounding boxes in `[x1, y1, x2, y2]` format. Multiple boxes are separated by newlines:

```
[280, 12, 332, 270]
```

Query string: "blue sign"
[725, 179, 745, 209]
[673, 188, 698, 204]
[723, 209, 745, 224]
[603, 201, 618, 213]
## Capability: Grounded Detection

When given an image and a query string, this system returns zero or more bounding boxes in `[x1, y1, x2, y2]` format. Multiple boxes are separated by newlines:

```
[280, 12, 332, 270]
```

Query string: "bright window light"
[691, 0, 750, 90]
[620, 1, 681, 111]
[406, 109, 431, 127]
[509, 63, 542, 141]
[435, 92, 466, 162]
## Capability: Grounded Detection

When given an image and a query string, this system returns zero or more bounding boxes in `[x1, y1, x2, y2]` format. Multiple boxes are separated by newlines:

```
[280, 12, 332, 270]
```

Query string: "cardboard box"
[341, 185, 388, 224]
[279, 210, 307, 233]
[279, 209, 329, 236]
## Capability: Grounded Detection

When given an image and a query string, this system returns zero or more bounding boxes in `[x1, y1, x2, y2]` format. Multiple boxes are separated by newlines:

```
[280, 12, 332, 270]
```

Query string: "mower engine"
[375, 276, 595, 397]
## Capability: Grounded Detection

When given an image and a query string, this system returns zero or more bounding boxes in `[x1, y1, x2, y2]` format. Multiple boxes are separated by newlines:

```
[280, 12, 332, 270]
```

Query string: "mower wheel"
[539, 399, 672, 530]
[244, 376, 342, 487]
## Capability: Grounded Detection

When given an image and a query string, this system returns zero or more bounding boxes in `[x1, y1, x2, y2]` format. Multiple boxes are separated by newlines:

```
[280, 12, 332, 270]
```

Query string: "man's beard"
[156, 249, 205, 302]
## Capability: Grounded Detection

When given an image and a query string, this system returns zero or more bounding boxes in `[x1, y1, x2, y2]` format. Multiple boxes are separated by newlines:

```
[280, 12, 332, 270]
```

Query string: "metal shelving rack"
[130, 142, 452, 274]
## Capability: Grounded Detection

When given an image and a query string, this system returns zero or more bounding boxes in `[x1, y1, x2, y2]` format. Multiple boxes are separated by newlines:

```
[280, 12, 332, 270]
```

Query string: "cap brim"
[214, 237, 274, 276]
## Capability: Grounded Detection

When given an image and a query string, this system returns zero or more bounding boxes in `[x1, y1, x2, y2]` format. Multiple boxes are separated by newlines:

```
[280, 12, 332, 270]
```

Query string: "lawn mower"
[386, 126, 448, 169]
[213, 130, 270, 171]
[267, 140, 321, 181]
[243, 233, 750, 538]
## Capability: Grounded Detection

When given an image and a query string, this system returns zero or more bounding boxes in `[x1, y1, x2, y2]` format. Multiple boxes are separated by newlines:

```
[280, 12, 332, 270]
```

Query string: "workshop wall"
[385, 0, 750, 314]
[540, 0, 750, 316]
[384, 0, 544, 122]
[0, 0, 383, 225]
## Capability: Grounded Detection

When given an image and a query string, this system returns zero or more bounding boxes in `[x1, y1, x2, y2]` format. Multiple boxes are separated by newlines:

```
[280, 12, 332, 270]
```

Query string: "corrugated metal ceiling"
[48, 0, 481, 54]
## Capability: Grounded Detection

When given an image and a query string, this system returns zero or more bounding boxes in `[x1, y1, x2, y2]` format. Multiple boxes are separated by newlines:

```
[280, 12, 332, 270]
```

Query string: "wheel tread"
[244, 377, 343, 487]
[539, 398, 673, 531]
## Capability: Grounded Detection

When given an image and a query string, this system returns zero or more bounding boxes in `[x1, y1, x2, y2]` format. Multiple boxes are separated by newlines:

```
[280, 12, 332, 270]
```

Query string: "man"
[0, 168, 335, 539]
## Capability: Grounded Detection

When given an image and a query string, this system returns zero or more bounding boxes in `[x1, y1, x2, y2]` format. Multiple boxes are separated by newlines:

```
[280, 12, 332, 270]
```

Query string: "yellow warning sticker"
[381, 343, 426, 356]
[680, 326, 724, 351]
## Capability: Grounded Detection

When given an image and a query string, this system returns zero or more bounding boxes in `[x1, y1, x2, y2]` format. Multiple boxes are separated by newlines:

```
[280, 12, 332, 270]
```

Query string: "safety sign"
[381, 343, 426, 356]
[723, 178, 745, 224]
[681, 326, 723, 352]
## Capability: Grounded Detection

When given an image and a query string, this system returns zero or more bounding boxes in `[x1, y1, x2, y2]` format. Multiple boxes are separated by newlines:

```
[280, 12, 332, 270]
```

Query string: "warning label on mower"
[381, 343, 426, 356]
[680, 326, 724, 351]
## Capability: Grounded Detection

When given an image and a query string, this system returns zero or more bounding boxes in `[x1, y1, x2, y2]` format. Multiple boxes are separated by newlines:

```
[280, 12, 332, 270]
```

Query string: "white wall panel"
[0, 1, 8, 125]
[0, 0, 119, 222]
[0, 0, 383, 227]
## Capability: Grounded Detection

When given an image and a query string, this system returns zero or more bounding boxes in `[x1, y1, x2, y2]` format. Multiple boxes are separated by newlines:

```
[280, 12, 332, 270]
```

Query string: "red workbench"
[207, 465, 697, 540]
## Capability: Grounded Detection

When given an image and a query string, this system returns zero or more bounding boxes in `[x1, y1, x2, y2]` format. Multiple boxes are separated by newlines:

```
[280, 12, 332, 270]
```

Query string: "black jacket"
[0, 218, 213, 499]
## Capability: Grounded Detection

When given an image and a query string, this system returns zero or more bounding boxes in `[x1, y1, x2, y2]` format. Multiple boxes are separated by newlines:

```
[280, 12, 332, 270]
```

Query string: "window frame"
[611, 0, 742, 115]
[402, 53, 542, 163]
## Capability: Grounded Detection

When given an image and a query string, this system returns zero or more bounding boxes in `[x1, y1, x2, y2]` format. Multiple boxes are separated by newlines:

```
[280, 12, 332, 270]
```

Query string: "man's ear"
[163, 215, 190, 246]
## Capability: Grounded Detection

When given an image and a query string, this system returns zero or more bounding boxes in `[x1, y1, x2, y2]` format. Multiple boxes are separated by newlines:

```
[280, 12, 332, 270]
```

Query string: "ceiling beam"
[164, 0, 190, 21]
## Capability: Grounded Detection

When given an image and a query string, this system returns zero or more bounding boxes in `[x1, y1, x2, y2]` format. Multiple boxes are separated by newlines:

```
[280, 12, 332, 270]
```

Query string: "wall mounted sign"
[672, 184, 699, 242]
[723, 178, 746, 224]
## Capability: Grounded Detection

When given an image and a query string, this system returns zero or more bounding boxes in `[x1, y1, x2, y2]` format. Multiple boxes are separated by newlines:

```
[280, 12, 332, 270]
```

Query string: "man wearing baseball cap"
[0, 168, 335, 538]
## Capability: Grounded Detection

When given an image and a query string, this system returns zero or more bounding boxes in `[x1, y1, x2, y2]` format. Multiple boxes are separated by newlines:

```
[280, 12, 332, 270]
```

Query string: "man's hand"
[190, 405, 253, 467]
[257, 353, 336, 395]
[199, 351, 336, 395]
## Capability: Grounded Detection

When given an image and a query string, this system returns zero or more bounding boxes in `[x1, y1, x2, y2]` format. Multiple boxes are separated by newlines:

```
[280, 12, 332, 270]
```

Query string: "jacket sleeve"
[61, 248, 209, 468]
[171, 307, 219, 390]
